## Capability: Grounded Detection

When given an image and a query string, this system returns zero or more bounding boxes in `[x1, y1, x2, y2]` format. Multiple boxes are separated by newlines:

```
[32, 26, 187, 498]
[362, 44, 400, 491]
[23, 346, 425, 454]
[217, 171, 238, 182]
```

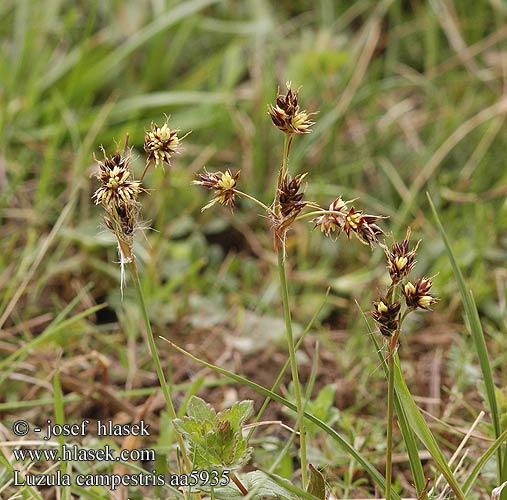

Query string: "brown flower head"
[93, 150, 142, 208]
[313, 197, 348, 238]
[193, 168, 239, 211]
[271, 173, 314, 251]
[268, 82, 315, 134]
[384, 228, 419, 283]
[371, 298, 401, 337]
[341, 207, 386, 247]
[279, 173, 308, 218]
[144, 119, 183, 167]
[403, 277, 438, 310]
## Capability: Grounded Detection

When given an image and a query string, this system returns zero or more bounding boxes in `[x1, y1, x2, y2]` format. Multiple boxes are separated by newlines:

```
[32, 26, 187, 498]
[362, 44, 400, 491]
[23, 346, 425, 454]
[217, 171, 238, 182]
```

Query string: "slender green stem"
[235, 190, 272, 213]
[385, 338, 396, 500]
[129, 261, 190, 470]
[277, 250, 307, 488]
[295, 209, 344, 222]
[246, 293, 327, 441]
[274, 134, 293, 214]
[273, 131, 307, 487]
[385, 284, 402, 500]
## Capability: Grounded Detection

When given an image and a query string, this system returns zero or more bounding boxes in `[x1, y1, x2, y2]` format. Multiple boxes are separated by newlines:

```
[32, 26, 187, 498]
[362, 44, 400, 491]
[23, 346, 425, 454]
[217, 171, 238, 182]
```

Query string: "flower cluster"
[314, 197, 386, 248]
[371, 298, 401, 338]
[93, 117, 185, 289]
[144, 119, 183, 168]
[268, 82, 315, 135]
[371, 230, 438, 340]
[193, 169, 239, 211]
[93, 151, 143, 208]
[403, 277, 438, 310]
[93, 149, 141, 266]
[193, 83, 387, 257]
[270, 172, 316, 250]
[278, 173, 308, 218]
[383, 228, 418, 283]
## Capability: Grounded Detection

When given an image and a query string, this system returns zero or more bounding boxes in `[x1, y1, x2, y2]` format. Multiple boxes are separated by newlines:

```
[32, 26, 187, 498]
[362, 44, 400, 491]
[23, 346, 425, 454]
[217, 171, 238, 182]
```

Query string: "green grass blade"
[263, 469, 325, 500]
[463, 427, 507, 495]
[162, 338, 402, 500]
[52, 359, 71, 500]
[393, 355, 466, 499]
[428, 193, 503, 478]
[363, 306, 427, 498]
[0, 303, 106, 384]
[110, 91, 230, 121]
[0, 446, 44, 499]
[251, 288, 329, 437]
[85, 0, 222, 88]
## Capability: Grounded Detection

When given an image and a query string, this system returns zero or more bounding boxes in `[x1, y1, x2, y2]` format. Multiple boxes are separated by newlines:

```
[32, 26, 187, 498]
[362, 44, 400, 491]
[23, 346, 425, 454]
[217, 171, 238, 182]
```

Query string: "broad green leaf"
[199, 470, 299, 499]
[187, 395, 217, 422]
[174, 397, 253, 470]
[221, 400, 254, 429]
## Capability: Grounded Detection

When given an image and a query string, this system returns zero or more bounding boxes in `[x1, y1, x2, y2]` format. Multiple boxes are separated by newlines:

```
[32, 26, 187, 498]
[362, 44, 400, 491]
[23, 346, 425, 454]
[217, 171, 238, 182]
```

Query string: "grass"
[1, 0, 507, 499]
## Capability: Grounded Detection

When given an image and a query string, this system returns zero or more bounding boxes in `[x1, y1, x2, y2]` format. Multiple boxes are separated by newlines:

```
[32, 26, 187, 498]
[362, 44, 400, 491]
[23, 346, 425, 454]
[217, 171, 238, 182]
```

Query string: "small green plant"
[174, 396, 253, 495]
[194, 82, 386, 493]
[92, 118, 190, 470]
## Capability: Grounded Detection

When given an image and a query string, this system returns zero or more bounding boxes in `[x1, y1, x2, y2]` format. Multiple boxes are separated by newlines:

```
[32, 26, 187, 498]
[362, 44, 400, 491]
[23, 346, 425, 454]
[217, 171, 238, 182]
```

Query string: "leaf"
[196, 471, 299, 499]
[362, 304, 428, 499]
[307, 464, 327, 500]
[174, 397, 253, 470]
[393, 356, 466, 500]
[428, 193, 503, 480]
[304, 384, 339, 435]
[220, 400, 254, 429]
[187, 395, 217, 422]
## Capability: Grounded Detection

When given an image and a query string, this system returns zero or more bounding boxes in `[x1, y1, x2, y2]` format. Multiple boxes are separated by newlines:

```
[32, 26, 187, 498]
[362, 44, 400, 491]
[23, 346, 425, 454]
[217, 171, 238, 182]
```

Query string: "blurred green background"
[2, 0, 507, 497]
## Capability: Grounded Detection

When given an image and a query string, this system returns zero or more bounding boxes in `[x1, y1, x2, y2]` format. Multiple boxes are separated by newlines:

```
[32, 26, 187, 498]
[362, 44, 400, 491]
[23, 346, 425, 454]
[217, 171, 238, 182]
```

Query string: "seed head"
[268, 82, 315, 134]
[279, 173, 308, 218]
[384, 228, 419, 283]
[403, 277, 438, 310]
[144, 119, 182, 167]
[313, 197, 349, 238]
[313, 198, 386, 247]
[194, 168, 239, 211]
[342, 208, 386, 247]
[93, 150, 142, 208]
[371, 298, 401, 337]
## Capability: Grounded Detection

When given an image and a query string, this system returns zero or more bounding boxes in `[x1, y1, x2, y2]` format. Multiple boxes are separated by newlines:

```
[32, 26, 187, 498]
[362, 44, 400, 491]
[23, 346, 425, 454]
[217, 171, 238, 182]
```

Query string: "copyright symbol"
[12, 420, 29, 436]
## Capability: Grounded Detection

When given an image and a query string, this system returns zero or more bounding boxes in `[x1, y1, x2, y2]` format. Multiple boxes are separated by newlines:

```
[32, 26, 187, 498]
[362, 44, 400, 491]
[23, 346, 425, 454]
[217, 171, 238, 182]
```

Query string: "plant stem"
[274, 134, 293, 213]
[277, 250, 307, 488]
[235, 190, 272, 213]
[274, 131, 307, 488]
[129, 261, 190, 470]
[230, 472, 249, 496]
[385, 332, 399, 500]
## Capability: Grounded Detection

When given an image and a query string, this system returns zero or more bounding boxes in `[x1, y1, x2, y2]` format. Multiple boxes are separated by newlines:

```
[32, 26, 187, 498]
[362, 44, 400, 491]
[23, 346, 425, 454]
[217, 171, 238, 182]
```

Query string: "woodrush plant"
[366, 218, 507, 500]
[193, 82, 386, 495]
[89, 89, 507, 500]
[371, 230, 438, 500]
[189, 84, 507, 499]
[92, 118, 190, 471]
